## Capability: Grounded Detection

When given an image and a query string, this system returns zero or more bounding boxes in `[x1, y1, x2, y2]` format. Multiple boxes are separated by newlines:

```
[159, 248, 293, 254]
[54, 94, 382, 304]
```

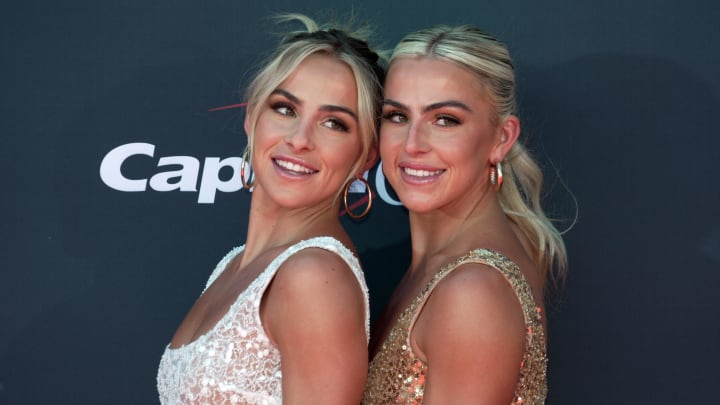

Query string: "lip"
[398, 162, 445, 184]
[272, 155, 319, 177]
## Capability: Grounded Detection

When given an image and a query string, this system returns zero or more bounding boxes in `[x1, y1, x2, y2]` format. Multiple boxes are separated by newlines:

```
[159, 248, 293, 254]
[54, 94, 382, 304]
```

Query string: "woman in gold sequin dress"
[363, 26, 567, 405]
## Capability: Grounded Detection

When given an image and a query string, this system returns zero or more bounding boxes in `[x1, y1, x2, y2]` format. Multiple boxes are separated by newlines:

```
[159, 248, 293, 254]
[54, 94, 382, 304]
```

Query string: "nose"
[404, 122, 430, 155]
[284, 119, 314, 151]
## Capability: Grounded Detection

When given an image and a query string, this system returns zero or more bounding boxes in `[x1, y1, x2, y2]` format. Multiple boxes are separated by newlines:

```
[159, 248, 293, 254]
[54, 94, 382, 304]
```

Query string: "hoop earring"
[490, 161, 504, 191]
[343, 177, 373, 220]
[241, 149, 255, 190]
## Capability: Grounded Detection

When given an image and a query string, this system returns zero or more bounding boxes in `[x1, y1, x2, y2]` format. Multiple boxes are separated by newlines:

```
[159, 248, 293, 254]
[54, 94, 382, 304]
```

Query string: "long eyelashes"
[322, 118, 350, 132]
[436, 115, 461, 127]
[381, 110, 407, 123]
[271, 102, 296, 117]
[270, 101, 350, 133]
[381, 110, 461, 127]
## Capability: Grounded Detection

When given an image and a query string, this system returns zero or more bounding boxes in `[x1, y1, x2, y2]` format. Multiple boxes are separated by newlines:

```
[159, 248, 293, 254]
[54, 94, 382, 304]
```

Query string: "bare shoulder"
[262, 246, 368, 403]
[414, 262, 528, 403]
[416, 262, 526, 358]
[431, 262, 521, 316]
[272, 247, 362, 294]
[262, 247, 366, 341]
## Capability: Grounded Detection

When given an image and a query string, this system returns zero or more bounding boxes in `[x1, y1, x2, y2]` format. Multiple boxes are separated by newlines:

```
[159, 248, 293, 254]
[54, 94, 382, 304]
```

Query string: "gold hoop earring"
[343, 177, 373, 220]
[241, 148, 255, 190]
[490, 161, 504, 191]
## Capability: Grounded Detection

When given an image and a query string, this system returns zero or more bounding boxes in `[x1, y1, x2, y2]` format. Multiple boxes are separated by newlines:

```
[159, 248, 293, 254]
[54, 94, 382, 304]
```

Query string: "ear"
[490, 115, 520, 163]
[357, 145, 379, 176]
[243, 108, 252, 136]
[243, 108, 255, 153]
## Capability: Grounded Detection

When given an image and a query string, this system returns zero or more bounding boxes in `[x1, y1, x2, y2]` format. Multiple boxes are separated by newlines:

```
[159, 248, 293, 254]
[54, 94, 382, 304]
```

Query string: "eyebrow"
[383, 98, 472, 113]
[272, 89, 358, 121]
[320, 105, 358, 121]
[272, 89, 301, 105]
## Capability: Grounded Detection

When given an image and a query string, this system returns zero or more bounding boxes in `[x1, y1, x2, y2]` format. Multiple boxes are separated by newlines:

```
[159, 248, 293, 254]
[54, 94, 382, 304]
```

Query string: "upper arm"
[415, 264, 526, 405]
[261, 249, 368, 405]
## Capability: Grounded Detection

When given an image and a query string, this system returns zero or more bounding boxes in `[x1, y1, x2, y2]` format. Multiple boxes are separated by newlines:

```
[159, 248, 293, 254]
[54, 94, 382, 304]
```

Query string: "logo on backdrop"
[100, 142, 402, 205]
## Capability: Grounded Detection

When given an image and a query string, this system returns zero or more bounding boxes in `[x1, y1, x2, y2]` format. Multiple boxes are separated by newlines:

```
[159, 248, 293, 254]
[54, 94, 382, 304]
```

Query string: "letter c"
[375, 161, 403, 206]
[99, 142, 155, 191]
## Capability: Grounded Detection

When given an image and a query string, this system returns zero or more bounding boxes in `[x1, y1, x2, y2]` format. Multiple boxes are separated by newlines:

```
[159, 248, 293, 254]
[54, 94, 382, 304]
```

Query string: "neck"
[240, 186, 345, 267]
[406, 190, 505, 273]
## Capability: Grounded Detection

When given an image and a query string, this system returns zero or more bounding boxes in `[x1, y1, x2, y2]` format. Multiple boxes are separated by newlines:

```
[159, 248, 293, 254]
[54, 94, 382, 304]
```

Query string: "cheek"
[379, 141, 395, 165]
[456, 146, 489, 178]
[328, 139, 363, 173]
[252, 114, 274, 143]
[379, 128, 403, 160]
[255, 110, 291, 136]
[255, 124, 295, 157]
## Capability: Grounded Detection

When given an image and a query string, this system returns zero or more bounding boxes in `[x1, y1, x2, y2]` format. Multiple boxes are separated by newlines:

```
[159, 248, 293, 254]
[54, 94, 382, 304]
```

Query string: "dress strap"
[254, 236, 371, 340]
[198, 237, 369, 339]
[406, 248, 543, 348]
[204, 245, 246, 292]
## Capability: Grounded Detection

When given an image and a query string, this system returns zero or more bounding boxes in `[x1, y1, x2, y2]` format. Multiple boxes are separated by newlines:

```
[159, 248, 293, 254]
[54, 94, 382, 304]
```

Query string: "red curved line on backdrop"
[208, 102, 247, 112]
[339, 194, 370, 217]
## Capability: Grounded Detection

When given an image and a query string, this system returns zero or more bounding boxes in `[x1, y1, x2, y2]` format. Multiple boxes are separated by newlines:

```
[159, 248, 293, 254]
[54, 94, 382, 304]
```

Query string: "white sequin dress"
[157, 237, 369, 405]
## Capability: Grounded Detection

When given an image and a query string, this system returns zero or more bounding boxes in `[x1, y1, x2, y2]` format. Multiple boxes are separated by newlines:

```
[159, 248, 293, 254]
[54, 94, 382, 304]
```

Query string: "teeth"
[404, 167, 443, 177]
[275, 159, 315, 174]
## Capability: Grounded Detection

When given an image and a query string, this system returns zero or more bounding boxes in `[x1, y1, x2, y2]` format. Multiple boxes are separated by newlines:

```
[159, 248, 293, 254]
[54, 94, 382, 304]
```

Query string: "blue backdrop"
[2, 1, 719, 403]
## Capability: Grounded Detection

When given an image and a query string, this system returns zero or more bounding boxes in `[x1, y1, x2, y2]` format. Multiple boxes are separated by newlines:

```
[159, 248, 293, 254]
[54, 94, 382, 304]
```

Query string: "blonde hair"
[244, 13, 384, 194]
[390, 25, 568, 285]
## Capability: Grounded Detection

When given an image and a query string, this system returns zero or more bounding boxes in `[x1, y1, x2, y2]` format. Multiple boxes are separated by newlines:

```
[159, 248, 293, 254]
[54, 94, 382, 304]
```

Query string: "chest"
[169, 252, 277, 349]
[158, 291, 283, 404]
[369, 267, 436, 358]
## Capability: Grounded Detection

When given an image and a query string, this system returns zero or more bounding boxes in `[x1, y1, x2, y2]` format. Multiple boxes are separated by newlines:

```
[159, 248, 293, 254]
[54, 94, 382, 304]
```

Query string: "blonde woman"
[157, 14, 383, 404]
[364, 25, 567, 405]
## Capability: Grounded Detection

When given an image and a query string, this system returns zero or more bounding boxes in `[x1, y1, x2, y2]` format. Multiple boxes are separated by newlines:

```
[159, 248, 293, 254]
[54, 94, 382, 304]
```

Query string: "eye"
[271, 103, 296, 117]
[435, 115, 460, 127]
[382, 110, 407, 124]
[321, 117, 350, 132]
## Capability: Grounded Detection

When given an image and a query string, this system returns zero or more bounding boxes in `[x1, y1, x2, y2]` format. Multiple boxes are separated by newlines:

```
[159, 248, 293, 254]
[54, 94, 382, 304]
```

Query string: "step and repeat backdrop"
[2, 1, 718, 403]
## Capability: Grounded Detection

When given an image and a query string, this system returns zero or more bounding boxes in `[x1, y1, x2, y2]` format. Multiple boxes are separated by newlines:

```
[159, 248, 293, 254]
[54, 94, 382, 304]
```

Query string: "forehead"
[278, 53, 358, 106]
[385, 57, 486, 103]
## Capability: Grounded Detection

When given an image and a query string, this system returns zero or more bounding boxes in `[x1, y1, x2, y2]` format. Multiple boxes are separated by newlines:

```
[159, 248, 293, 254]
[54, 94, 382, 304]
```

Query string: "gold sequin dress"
[363, 249, 547, 405]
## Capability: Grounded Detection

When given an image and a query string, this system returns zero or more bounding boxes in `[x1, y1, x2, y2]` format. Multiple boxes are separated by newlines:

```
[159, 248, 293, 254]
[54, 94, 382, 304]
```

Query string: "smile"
[402, 167, 444, 177]
[273, 158, 317, 175]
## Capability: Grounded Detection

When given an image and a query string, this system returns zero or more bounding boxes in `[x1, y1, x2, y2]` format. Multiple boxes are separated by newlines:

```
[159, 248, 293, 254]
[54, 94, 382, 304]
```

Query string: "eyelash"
[382, 111, 460, 127]
[382, 110, 407, 123]
[436, 115, 460, 127]
[271, 101, 350, 133]
[323, 117, 350, 132]
[271, 102, 296, 117]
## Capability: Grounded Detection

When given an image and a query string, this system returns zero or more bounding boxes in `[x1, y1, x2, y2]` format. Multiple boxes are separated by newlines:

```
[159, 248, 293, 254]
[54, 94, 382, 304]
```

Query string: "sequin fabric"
[363, 248, 547, 405]
[157, 237, 369, 405]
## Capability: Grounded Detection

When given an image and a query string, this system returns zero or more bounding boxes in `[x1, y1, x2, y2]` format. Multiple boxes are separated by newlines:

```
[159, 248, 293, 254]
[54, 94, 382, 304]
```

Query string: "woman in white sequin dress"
[157, 14, 384, 404]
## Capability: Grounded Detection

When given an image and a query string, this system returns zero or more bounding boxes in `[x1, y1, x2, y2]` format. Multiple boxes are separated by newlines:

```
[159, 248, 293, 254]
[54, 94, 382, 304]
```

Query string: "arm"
[415, 263, 526, 405]
[261, 248, 368, 405]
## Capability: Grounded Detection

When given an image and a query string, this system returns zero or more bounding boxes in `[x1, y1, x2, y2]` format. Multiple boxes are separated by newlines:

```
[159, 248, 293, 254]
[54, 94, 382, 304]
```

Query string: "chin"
[397, 196, 438, 214]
